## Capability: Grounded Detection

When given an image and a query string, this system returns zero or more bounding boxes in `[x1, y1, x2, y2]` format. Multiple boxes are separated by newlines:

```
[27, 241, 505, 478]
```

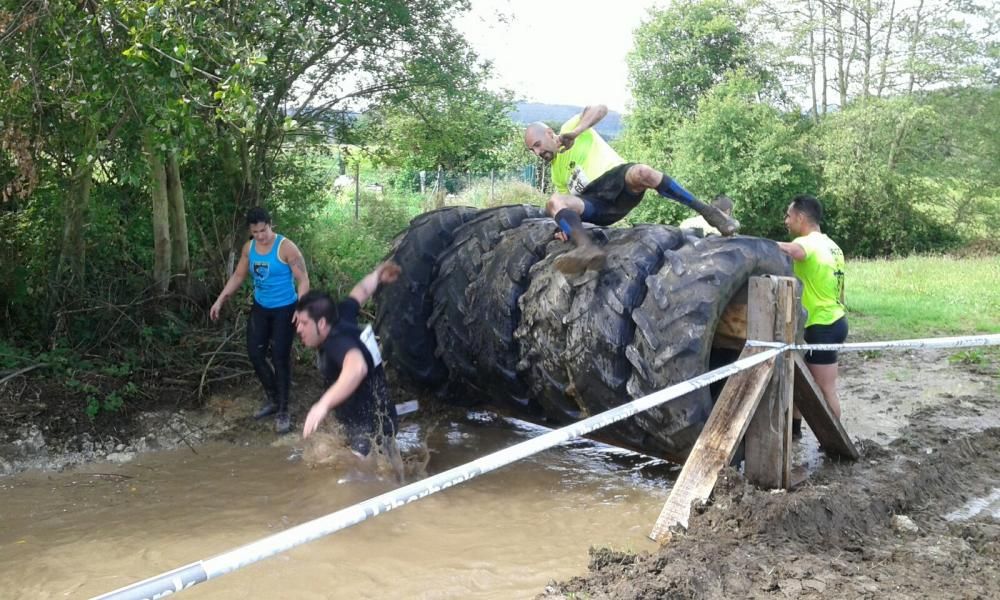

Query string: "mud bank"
[0, 374, 332, 476]
[540, 349, 1000, 600]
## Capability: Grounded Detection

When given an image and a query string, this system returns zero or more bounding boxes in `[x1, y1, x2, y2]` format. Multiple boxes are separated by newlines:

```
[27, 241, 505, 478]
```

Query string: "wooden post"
[648, 348, 776, 542]
[793, 355, 859, 459]
[744, 276, 797, 489]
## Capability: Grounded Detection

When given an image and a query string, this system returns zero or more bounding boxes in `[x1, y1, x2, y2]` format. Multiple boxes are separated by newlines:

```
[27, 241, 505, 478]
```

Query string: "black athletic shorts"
[579, 163, 645, 226]
[803, 316, 849, 365]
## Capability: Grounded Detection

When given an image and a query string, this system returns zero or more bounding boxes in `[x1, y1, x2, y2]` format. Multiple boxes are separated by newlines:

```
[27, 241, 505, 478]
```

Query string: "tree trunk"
[821, 0, 828, 114]
[55, 120, 98, 288]
[906, 0, 925, 94]
[56, 150, 94, 287]
[876, 0, 896, 97]
[166, 149, 190, 288]
[861, 0, 873, 101]
[808, 0, 819, 123]
[144, 133, 172, 294]
[834, 1, 849, 107]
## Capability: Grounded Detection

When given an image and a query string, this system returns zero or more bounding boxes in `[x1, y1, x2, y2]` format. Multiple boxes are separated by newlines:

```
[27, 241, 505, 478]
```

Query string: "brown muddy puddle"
[0, 413, 678, 599]
[2, 350, 995, 599]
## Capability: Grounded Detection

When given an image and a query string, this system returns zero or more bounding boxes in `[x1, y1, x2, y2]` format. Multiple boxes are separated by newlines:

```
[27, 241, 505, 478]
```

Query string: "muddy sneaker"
[275, 411, 291, 435]
[553, 244, 607, 274]
[702, 207, 740, 237]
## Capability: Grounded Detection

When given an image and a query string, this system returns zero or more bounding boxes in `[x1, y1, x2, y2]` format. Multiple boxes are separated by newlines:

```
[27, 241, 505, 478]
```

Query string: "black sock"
[554, 208, 585, 239]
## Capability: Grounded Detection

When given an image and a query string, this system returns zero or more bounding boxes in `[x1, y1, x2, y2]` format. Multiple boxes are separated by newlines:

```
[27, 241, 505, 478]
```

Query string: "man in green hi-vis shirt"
[777, 194, 848, 439]
[524, 104, 739, 274]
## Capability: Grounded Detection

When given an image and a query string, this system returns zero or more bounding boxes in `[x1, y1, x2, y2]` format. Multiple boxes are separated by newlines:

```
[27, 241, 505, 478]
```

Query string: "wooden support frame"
[649, 276, 858, 544]
[648, 347, 775, 542]
[793, 355, 859, 459]
[744, 276, 797, 488]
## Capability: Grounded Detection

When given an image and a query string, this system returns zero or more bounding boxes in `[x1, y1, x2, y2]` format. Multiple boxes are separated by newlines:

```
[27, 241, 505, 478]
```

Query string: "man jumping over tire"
[524, 104, 740, 274]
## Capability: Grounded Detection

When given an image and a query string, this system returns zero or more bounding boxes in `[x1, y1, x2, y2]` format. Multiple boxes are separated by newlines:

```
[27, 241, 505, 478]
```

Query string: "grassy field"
[845, 254, 1000, 341]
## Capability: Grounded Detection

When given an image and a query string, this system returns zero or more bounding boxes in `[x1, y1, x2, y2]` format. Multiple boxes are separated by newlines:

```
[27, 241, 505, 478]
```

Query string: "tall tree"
[621, 0, 774, 166]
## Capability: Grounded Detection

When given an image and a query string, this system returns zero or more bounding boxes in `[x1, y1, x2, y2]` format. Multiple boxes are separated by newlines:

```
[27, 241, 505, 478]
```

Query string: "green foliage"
[301, 186, 418, 297]
[359, 83, 526, 173]
[620, 0, 777, 167]
[456, 180, 547, 209]
[636, 72, 816, 237]
[808, 96, 962, 256]
[627, 0, 770, 117]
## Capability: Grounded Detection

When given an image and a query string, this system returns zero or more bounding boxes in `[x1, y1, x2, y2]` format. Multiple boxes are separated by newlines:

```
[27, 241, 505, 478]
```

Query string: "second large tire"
[625, 235, 792, 461]
[375, 206, 478, 387]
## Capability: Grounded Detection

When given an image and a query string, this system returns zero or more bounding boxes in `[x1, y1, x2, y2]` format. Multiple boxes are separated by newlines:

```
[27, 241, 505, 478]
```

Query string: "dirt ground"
[539, 348, 1000, 600]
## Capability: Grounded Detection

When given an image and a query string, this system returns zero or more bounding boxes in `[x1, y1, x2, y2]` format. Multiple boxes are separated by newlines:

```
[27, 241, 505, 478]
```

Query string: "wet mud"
[540, 349, 1000, 600]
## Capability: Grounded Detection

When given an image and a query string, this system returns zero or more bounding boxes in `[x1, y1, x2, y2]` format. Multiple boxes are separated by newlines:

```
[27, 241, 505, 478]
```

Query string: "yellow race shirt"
[792, 231, 846, 327]
[550, 115, 625, 195]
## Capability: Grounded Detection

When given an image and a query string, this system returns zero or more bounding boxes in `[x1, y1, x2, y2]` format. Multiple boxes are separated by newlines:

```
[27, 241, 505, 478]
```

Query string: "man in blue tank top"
[210, 207, 310, 434]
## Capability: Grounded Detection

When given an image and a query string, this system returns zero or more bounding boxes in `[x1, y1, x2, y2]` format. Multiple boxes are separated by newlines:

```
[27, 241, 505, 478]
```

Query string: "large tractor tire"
[461, 219, 560, 415]
[374, 206, 478, 387]
[429, 205, 544, 404]
[625, 235, 792, 461]
[564, 225, 686, 447]
[375, 205, 796, 462]
[513, 225, 614, 424]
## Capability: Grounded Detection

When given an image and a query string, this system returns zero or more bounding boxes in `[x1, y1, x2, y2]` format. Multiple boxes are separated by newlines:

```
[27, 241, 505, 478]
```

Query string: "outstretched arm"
[302, 349, 368, 438]
[777, 241, 806, 261]
[210, 242, 251, 320]
[348, 261, 402, 305]
[559, 104, 609, 150]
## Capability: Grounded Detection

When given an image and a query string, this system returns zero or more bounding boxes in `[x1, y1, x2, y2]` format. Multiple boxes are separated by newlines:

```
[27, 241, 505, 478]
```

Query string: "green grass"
[846, 254, 1000, 341]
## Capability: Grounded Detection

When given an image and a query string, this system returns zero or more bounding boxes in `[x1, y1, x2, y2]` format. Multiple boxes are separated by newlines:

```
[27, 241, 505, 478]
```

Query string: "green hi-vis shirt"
[792, 231, 846, 327]
[551, 114, 625, 195]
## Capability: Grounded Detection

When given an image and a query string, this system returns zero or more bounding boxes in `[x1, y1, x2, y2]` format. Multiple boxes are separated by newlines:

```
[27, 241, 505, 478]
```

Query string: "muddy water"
[0, 413, 677, 599]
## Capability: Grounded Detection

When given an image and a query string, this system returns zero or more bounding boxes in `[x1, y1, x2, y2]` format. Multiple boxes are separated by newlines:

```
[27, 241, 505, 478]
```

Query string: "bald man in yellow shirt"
[524, 104, 739, 274]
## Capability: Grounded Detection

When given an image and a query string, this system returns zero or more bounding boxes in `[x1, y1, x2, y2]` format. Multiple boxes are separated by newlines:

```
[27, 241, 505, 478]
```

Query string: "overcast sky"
[456, 1, 664, 112]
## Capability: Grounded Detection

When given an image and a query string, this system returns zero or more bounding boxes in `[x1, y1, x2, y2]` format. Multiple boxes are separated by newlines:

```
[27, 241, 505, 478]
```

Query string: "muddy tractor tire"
[626, 236, 792, 460]
[457, 219, 559, 415]
[375, 205, 792, 461]
[564, 225, 686, 448]
[374, 206, 478, 387]
[429, 205, 544, 404]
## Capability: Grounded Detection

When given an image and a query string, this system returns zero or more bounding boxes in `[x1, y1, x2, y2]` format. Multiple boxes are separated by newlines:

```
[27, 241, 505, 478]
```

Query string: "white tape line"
[745, 333, 1000, 352]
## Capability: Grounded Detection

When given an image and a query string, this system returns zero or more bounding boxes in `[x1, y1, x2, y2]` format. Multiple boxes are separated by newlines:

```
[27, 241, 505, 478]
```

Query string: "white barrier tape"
[745, 333, 1000, 352]
[92, 347, 783, 600]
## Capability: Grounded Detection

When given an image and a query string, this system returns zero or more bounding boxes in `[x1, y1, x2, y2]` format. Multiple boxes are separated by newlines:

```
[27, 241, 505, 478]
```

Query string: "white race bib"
[360, 324, 383, 368]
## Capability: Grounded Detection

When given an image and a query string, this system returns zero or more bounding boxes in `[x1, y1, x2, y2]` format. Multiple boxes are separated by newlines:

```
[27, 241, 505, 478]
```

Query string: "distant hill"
[512, 102, 623, 139]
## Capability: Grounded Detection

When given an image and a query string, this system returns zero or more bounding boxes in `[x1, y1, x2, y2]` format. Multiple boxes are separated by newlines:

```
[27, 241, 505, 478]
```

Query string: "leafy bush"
[628, 72, 816, 238]
[808, 97, 962, 256]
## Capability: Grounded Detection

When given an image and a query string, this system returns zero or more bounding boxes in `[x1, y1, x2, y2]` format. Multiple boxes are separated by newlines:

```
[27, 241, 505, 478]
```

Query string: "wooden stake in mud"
[744, 276, 797, 488]
[793, 355, 859, 459]
[649, 276, 795, 543]
[648, 347, 775, 542]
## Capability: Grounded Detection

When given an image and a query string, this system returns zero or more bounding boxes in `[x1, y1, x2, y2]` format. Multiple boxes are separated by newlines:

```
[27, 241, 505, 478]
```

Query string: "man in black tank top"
[294, 262, 402, 467]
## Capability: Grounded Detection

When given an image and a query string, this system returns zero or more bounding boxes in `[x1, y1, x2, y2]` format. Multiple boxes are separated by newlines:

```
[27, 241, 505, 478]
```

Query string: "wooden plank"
[744, 277, 796, 488]
[793, 355, 860, 459]
[649, 348, 775, 543]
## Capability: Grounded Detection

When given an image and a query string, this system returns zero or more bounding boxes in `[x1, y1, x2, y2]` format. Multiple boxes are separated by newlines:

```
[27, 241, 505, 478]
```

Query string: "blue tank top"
[249, 234, 298, 308]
